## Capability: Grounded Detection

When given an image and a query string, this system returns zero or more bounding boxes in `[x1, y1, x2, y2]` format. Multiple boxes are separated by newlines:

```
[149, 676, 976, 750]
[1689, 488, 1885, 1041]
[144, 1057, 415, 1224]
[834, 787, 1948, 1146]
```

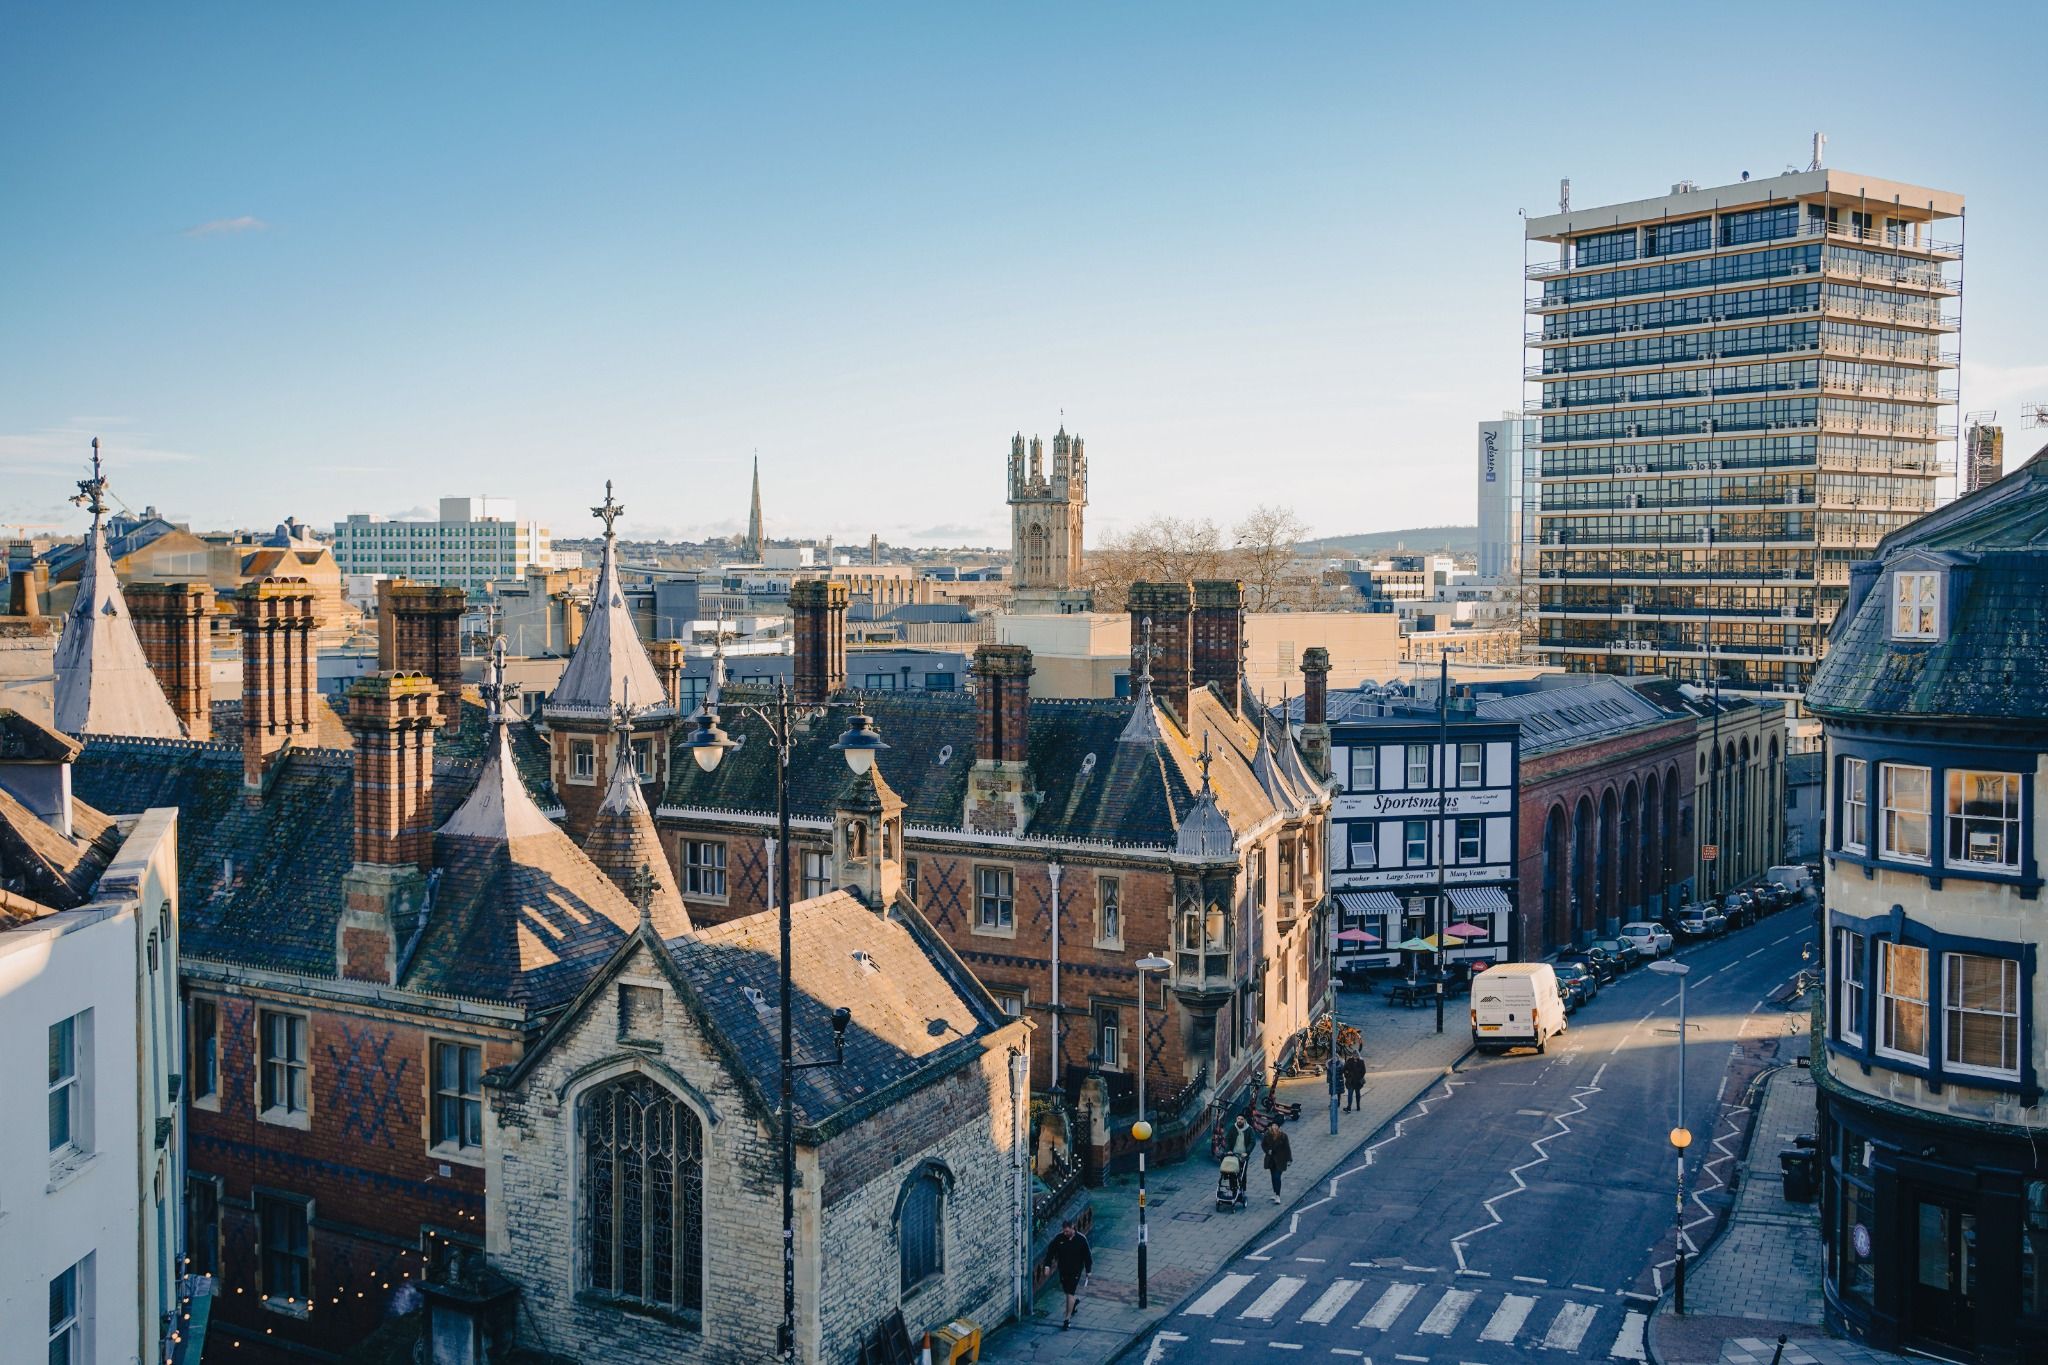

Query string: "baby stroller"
[1216, 1153, 1245, 1211]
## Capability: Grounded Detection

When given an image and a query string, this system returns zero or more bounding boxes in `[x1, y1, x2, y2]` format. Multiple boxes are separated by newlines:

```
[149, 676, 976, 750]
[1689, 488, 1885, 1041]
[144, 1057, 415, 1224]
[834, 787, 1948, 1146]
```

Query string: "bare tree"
[1083, 514, 1231, 611]
[1231, 504, 1311, 611]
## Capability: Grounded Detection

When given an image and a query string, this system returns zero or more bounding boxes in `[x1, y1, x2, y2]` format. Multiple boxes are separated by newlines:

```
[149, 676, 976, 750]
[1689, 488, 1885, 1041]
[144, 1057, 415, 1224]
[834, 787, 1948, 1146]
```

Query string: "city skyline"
[5, 5, 2045, 546]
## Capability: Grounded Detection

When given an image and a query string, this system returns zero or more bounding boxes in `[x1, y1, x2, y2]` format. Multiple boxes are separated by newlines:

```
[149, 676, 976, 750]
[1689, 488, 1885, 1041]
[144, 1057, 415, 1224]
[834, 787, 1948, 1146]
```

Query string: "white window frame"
[1876, 940, 1929, 1064]
[48, 1256, 90, 1365]
[1456, 817, 1483, 863]
[1891, 570, 1940, 641]
[1880, 763, 1931, 863]
[993, 989, 1025, 1019]
[800, 849, 832, 900]
[683, 840, 728, 899]
[1835, 928, 1866, 1048]
[1942, 952, 2021, 1080]
[1945, 770, 2022, 872]
[569, 738, 598, 785]
[1093, 1004, 1123, 1072]
[975, 866, 1015, 935]
[259, 1009, 311, 1127]
[1841, 757, 1868, 854]
[1406, 743, 1433, 788]
[1347, 822, 1376, 869]
[1348, 746, 1377, 792]
[631, 736, 658, 780]
[429, 1039, 484, 1158]
[1457, 742, 1484, 787]
[48, 1012, 87, 1159]
[1403, 819, 1430, 865]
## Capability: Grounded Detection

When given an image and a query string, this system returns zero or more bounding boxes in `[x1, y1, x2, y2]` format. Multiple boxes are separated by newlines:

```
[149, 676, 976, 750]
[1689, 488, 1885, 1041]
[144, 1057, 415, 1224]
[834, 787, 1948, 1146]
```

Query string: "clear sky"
[4, 3, 2044, 547]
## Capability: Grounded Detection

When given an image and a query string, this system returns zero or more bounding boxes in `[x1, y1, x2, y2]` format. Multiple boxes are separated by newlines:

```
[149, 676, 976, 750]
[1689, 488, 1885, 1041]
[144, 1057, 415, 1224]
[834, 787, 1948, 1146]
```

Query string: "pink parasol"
[1334, 928, 1381, 945]
[1443, 921, 1488, 939]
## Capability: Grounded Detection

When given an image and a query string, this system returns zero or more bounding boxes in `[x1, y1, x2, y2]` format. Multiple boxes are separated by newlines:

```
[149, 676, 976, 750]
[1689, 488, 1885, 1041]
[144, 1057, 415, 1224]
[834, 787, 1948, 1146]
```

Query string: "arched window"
[897, 1165, 949, 1293]
[580, 1075, 705, 1321]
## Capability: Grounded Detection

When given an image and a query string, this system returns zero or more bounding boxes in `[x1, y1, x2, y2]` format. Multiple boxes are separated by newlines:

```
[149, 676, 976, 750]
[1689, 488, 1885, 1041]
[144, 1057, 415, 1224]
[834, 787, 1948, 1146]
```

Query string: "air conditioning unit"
[1627, 424, 1642, 438]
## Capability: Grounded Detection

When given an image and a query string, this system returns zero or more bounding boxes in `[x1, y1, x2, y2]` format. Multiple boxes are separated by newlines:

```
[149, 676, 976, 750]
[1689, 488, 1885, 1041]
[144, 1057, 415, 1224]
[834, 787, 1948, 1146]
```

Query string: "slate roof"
[581, 732, 688, 929]
[36, 515, 181, 581]
[1807, 446, 2048, 726]
[0, 784, 120, 910]
[52, 516, 184, 739]
[545, 522, 673, 724]
[663, 684, 1312, 850]
[663, 892, 1007, 1136]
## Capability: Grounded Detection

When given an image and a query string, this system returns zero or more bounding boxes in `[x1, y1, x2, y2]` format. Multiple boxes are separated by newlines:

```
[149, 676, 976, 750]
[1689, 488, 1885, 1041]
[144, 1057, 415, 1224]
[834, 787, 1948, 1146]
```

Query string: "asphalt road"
[1136, 905, 1819, 1364]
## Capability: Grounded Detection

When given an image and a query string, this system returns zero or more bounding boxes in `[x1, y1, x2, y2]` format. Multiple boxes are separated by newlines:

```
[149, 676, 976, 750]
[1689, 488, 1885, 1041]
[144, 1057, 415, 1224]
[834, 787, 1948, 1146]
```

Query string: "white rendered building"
[332, 496, 554, 598]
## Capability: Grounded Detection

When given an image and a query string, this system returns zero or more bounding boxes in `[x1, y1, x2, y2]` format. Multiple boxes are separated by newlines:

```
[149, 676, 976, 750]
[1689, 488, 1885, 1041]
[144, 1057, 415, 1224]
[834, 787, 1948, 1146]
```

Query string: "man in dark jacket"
[1342, 1053, 1367, 1111]
[1262, 1116, 1294, 1203]
[1048, 1218, 1093, 1329]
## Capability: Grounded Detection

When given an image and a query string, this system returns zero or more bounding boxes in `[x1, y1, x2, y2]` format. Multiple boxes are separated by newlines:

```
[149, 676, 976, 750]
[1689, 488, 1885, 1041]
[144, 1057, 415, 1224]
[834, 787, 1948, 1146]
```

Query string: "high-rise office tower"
[1475, 414, 1537, 582]
[1523, 166, 1962, 694]
[1962, 416, 2004, 494]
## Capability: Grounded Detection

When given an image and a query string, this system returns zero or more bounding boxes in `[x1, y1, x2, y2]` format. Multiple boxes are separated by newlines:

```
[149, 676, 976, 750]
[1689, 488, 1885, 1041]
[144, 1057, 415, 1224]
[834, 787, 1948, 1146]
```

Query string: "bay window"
[1880, 763, 1930, 861]
[1945, 770, 2021, 870]
[1876, 940, 1928, 1063]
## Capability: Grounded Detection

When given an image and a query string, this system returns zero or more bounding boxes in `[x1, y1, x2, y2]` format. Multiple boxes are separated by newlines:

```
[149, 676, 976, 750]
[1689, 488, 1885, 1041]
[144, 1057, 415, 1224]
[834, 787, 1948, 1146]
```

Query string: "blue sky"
[4, 3, 2044, 546]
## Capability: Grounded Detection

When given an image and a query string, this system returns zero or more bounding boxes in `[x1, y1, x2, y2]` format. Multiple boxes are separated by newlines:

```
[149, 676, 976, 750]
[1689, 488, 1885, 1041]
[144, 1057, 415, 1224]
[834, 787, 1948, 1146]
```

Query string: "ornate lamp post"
[685, 686, 882, 1360]
[1132, 953, 1171, 1308]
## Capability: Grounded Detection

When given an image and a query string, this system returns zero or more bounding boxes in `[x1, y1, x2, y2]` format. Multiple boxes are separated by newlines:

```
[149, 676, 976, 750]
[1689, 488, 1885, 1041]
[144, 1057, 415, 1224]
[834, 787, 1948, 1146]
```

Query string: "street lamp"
[684, 686, 882, 1361]
[1132, 953, 1171, 1309]
[1649, 958, 1692, 1314]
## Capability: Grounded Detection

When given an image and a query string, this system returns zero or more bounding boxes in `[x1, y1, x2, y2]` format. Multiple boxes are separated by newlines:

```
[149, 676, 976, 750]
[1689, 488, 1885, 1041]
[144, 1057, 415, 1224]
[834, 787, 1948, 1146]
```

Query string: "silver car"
[1619, 920, 1674, 957]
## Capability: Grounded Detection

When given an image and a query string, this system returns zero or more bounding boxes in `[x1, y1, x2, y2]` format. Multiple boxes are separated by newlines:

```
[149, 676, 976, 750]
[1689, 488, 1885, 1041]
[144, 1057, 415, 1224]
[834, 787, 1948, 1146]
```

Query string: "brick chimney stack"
[648, 639, 686, 713]
[127, 582, 214, 740]
[376, 580, 466, 723]
[971, 644, 1034, 765]
[790, 578, 848, 705]
[1191, 579, 1245, 715]
[237, 577, 321, 789]
[1299, 646, 1332, 780]
[338, 670, 443, 983]
[1127, 582, 1193, 724]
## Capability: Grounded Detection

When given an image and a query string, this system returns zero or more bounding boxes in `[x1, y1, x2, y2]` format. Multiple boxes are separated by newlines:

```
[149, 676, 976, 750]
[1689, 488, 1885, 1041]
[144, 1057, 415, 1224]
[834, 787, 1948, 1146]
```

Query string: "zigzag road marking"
[1248, 1077, 1464, 1261]
[1448, 1078, 1602, 1272]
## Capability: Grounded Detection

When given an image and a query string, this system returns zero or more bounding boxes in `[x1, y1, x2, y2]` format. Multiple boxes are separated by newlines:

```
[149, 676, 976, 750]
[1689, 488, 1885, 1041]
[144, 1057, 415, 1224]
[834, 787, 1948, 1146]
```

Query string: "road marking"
[1327, 1351, 1364, 1359]
[1455, 1268, 1491, 1278]
[1296, 1257, 1327, 1263]
[1359, 1282, 1419, 1330]
[1242, 1276, 1307, 1321]
[1481, 1294, 1536, 1343]
[1349, 1261, 1374, 1268]
[1401, 1265, 1440, 1273]
[1571, 1283, 1606, 1294]
[1610, 1310, 1648, 1360]
[1513, 1275, 1547, 1285]
[1620, 1291, 1658, 1307]
[1542, 1302, 1599, 1351]
[1213, 1339, 1246, 1347]
[1744, 948, 1766, 959]
[1142, 1330, 1187, 1364]
[1449, 1076, 1602, 1269]
[1271, 1346, 1304, 1352]
[1301, 1280, 1364, 1325]
[1418, 1288, 1477, 1336]
[1396, 1357, 1430, 1363]
[1185, 1273, 1254, 1317]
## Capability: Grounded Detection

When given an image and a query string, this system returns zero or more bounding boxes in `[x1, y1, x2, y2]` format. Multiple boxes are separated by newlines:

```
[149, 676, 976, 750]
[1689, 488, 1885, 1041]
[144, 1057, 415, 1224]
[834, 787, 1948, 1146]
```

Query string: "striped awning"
[1336, 890, 1402, 916]
[1449, 885, 1514, 915]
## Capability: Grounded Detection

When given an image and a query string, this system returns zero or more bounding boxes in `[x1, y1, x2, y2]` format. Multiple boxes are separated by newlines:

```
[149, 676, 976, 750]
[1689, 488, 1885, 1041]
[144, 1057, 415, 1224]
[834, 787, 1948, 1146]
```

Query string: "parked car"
[1722, 891, 1757, 928]
[1673, 903, 1724, 940]
[1553, 959, 1599, 1009]
[1619, 920, 1674, 958]
[1470, 963, 1569, 1053]
[1591, 936, 1641, 971]
[1566, 950, 1618, 986]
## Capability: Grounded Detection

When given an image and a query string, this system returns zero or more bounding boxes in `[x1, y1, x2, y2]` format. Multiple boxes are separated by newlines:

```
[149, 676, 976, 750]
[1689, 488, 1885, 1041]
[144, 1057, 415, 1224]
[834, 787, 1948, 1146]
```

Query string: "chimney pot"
[376, 579, 466, 723]
[971, 644, 1034, 765]
[125, 581, 214, 740]
[790, 578, 848, 704]
[1127, 582, 1193, 724]
[237, 577, 322, 789]
[1190, 578, 1245, 715]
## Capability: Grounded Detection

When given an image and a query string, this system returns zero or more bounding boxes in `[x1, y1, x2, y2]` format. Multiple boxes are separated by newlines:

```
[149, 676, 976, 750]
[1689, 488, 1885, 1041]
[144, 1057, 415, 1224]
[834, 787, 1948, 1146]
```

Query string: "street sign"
[1701, 844, 1719, 862]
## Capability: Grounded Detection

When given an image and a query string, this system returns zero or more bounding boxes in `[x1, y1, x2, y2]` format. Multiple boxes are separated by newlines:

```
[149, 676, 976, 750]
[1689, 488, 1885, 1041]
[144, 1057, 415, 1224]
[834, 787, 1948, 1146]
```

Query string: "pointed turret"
[1176, 737, 1237, 858]
[582, 696, 688, 931]
[51, 440, 185, 739]
[1118, 615, 1165, 746]
[745, 454, 765, 561]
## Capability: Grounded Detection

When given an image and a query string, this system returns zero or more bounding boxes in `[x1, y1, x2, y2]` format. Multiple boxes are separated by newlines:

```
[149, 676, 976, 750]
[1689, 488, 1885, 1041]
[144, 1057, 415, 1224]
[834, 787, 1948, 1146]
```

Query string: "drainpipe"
[1047, 860, 1063, 1095]
[1010, 1045, 1030, 1321]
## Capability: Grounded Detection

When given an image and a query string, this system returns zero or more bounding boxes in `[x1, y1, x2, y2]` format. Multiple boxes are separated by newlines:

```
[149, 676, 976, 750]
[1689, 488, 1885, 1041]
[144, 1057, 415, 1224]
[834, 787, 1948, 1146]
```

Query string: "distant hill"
[1299, 525, 1478, 558]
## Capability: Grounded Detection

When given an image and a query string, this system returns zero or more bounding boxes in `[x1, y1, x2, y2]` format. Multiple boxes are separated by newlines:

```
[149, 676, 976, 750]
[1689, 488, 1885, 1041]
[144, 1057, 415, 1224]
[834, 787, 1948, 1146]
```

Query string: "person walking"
[1227, 1115, 1254, 1207]
[1342, 1052, 1366, 1112]
[1261, 1116, 1294, 1204]
[1047, 1217, 1092, 1330]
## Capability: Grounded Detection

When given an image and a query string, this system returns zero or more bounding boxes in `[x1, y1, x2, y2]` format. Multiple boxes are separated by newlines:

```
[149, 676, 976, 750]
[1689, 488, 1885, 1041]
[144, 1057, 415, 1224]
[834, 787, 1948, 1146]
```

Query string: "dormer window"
[1891, 570, 1941, 641]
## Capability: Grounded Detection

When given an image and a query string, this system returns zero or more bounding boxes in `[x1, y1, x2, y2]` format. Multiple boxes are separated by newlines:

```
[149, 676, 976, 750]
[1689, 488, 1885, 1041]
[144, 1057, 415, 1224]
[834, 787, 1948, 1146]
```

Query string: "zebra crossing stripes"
[1358, 1281, 1420, 1330]
[1416, 1288, 1476, 1335]
[1239, 1276, 1307, 1321]
[1610, 1310, 1648, 1361]
[1298, 1279, 1363, 1325]
[1542, 1301, 1600, 1351]
[1480, 1293, 1537, 1342]
[1184, 1272, 1255, 1317]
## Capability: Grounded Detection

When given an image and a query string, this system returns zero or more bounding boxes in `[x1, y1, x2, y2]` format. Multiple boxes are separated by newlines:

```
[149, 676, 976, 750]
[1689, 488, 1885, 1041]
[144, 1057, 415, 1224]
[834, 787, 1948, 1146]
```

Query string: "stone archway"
[1542, 804, 1568, 953]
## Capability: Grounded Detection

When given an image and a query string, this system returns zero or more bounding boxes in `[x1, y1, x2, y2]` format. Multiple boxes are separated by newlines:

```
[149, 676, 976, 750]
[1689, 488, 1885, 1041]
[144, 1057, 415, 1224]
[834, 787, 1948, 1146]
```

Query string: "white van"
[1470, 963, 1568, 1053]
[1766, 865, 1812, 895]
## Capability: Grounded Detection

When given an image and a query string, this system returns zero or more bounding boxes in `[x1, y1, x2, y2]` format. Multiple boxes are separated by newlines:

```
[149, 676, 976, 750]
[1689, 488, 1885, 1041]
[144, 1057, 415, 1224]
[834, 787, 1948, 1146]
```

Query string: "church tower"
[1007, 426, 1090, 614]
[744, 454, 764, 561]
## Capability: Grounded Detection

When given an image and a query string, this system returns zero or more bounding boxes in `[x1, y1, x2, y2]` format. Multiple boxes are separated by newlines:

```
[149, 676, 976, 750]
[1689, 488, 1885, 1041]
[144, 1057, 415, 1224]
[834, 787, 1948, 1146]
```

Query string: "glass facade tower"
[1522, 169, 1962, 694]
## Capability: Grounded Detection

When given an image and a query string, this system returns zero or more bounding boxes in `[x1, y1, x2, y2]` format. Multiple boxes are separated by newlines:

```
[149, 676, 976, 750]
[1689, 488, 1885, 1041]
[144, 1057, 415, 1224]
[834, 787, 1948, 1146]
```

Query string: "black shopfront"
[1818, 1062, 2048, 1362]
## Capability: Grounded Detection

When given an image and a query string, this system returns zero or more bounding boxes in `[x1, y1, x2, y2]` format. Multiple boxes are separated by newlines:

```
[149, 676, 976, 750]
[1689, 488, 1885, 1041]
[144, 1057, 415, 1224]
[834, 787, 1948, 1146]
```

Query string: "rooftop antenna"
[1558, 177, 1571, 213]
[2022, 403, 2048, 431]
[1808, 132, 1826, 171]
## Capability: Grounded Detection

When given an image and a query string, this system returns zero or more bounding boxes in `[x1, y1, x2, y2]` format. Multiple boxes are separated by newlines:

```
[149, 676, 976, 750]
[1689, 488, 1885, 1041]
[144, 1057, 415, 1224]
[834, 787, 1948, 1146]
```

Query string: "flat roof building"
[1524, 165, 1962, 697]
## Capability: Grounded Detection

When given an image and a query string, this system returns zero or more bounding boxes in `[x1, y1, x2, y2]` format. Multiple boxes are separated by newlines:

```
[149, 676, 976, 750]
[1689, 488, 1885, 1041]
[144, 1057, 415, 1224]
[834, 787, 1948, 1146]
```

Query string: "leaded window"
[580, 1076, 704, 1321]
[899, 1171, 945, 1293]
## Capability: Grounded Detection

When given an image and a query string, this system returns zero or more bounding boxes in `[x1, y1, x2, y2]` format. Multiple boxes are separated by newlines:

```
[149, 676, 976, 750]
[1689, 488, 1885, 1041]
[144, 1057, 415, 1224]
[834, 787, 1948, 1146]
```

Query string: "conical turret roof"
[51, 442, 184, 739]
[545, 482, 673, 722]
[582, 725, 688, 930]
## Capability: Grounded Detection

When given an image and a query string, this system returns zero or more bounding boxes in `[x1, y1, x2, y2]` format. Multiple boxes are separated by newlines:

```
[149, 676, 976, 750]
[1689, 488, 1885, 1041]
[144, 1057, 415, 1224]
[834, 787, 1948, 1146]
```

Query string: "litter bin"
[1780, 1149, 1817, 1203]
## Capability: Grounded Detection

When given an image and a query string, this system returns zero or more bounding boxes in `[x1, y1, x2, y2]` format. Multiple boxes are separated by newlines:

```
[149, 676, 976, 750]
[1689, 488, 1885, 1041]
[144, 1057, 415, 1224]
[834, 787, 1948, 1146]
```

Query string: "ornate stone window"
[897, 1165, 948, 1295]
[579, 1076, 705, 1323]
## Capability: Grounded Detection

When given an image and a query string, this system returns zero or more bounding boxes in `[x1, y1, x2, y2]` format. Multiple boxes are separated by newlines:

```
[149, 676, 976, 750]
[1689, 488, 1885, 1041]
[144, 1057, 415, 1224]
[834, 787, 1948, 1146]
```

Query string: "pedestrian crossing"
[1176, 1268, 1649, 1359]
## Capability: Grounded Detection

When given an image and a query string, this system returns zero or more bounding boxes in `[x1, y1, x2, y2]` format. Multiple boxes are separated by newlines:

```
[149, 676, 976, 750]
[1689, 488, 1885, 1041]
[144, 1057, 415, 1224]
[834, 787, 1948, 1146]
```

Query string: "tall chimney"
[376, 580, 466, 723]
[971, 644, 1034, 765]
[1191, 578, 1245, 715]
[127, 582, 214, 740]
[790, 578, 848, 705]
[238, 577, 321, 789]
[338, 671, 443, 983]
[1299, 646, 1331, 780]
[1128, 581, 1193, 724]
[648, 638, 686, 713]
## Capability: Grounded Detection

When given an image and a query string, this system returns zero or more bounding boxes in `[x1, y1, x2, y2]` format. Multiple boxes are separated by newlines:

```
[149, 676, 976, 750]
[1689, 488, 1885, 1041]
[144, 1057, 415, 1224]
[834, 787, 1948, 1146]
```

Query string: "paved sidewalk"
[1649, 1061, 1910, 1365]
[981, 987, 1472, 1363]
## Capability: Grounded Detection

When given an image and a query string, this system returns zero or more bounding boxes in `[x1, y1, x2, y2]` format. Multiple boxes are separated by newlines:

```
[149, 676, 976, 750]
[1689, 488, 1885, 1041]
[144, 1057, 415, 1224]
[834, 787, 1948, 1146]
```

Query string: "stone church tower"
[1007, 426, 1091, 613]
